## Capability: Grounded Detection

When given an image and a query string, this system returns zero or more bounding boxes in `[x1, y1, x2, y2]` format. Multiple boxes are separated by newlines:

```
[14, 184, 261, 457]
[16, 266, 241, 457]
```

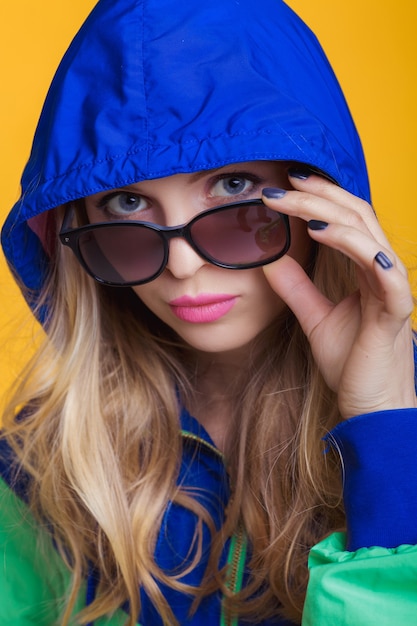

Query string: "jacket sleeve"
[0, 475, 140, 625]
[0, 476, 84, 625]
[0, 476, 72, 625]
[302, 408, 417, 626]
[303, 532, 417, 626]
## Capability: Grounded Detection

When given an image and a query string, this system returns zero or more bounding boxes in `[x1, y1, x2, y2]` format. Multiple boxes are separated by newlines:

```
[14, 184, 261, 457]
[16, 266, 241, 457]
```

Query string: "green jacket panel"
[0, 477, 134, 625]
[303, 532, 417, 626]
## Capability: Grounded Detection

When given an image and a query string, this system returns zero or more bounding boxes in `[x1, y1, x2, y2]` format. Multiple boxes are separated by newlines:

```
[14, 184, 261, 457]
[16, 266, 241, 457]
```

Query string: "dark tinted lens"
[78, 224, 165, 284]
[190, 203, 287, 266]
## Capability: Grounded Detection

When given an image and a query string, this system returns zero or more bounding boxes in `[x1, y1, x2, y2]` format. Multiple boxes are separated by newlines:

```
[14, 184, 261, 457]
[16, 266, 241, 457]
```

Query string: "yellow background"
[1, 1, 416, 402]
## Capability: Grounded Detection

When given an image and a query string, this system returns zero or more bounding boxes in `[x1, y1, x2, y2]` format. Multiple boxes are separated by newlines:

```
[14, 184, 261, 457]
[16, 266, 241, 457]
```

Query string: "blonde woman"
[1, 0, 416, 624]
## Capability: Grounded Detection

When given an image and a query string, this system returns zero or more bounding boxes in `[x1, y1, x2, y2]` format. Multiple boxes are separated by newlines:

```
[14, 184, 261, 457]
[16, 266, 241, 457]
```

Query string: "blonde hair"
[2, 212, 357, 625]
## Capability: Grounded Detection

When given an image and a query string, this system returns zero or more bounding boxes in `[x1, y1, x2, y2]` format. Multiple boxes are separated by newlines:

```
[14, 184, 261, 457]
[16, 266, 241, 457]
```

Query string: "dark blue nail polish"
[375, 251, 393, 269]
[262, 187, 287, 199]
[288, 167, 311, 180]
[308, 220, 328, 230]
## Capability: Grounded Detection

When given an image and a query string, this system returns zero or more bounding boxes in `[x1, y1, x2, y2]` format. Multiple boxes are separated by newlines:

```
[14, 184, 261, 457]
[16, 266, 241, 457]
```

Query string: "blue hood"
[2, 0, 370, 305]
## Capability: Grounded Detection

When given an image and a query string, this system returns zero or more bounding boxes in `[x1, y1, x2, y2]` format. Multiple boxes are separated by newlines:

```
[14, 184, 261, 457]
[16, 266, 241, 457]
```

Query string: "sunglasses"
[59, 199, 291, 286]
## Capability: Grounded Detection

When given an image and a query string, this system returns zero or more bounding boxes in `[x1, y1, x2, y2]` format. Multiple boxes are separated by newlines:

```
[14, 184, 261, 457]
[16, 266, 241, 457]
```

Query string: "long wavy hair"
[1, 199, 357, 625]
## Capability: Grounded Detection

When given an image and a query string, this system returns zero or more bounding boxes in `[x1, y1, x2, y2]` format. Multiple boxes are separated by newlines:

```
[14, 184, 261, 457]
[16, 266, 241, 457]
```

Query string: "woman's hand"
[262, 169, 416, 419]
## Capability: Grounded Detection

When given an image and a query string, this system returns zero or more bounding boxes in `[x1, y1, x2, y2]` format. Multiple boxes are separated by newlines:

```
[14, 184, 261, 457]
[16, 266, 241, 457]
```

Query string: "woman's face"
[85, 161, 311, 357]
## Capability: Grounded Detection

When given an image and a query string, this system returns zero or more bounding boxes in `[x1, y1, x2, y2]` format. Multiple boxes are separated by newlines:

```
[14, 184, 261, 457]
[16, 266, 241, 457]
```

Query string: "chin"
[175, 327, 264, 357]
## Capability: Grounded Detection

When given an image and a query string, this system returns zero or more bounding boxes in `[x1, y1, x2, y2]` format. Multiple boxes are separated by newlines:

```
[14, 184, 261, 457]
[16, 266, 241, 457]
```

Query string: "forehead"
[89, 161, 289, 199]
[185, 161, 288, 183]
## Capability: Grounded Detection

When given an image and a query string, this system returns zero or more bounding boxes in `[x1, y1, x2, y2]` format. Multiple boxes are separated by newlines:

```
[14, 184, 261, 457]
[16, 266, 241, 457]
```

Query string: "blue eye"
[211, 175, 254, 197]
[101, 192, 147, 216]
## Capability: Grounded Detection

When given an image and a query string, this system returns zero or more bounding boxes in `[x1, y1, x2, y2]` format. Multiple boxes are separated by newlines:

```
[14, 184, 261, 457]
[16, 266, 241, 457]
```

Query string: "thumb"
[263, 255, 334, 339]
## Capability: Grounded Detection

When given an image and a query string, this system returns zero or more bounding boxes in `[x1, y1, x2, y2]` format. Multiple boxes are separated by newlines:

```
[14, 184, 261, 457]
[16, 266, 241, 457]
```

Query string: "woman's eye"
[101, 192, 148, 216]
[211, 175, 255, 197]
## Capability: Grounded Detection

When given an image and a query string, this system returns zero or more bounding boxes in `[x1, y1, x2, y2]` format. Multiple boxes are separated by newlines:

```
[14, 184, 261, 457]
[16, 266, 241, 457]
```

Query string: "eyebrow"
[108, 165, 237, 195]
[115, 167, 222, 192]
[188, 167, 223, 183]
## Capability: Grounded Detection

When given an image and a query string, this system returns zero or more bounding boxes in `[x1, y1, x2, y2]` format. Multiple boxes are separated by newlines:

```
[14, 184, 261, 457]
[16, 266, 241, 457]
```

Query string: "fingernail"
[308, 220, 328, 231]
[288, 166, 312, 180]
[262, 187, 287, 199]
[375, 251, 393, 269]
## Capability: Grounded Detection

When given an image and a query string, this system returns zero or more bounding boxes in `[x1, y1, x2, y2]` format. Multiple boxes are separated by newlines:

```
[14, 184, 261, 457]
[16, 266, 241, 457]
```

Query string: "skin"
[85, 161, 310, 360]
[263, 172, 416, 420]
[85, 161, 416, 445]
[86, 161, 310, 444]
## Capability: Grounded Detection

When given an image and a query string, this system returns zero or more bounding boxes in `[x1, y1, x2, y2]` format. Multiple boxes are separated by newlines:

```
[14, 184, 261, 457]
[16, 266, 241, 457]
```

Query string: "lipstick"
[169, 293, 237, 323]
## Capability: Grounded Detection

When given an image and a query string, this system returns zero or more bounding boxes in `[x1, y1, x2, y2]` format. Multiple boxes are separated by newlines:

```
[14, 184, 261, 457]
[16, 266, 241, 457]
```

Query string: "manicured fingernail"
[375, 251, 393, 269]
[308, 220, 328, 230]
[262, 187, 287, 199]
[288, 166, 312, 180]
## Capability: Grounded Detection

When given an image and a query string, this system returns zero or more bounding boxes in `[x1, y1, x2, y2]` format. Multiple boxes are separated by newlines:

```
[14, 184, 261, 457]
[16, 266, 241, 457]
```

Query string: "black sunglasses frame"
[59, 199, 291, 287]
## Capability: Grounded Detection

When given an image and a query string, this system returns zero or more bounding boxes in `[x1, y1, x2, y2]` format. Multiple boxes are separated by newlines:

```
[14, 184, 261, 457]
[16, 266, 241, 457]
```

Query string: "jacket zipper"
[181, 430, 225, 459]
[221, 522, 248, 626]
[181, 430, 248, 626]
[87, 432, 247, 625]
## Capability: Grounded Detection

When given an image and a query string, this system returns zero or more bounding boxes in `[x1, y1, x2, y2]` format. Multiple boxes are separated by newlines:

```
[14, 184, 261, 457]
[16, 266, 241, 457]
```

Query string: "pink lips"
[169, 293, 237, 323]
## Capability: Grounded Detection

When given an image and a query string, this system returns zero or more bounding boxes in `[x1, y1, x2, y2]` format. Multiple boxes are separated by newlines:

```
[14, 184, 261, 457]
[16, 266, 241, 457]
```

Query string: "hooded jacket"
[2, 0, 371, 303]
[1, 0, 417, 625]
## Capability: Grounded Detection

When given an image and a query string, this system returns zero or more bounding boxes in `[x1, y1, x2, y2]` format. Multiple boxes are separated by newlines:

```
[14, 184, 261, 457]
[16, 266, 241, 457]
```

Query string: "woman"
[1, 0, 416, 624]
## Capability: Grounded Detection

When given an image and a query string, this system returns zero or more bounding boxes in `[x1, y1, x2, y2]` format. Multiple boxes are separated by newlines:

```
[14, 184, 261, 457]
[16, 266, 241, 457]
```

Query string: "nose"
[165, 236, 207, 279]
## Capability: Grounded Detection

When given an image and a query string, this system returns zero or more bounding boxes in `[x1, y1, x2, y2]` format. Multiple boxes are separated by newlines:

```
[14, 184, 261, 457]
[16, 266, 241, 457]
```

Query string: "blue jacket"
[2, 0, 371, 301]
[2, 406, 417, 625]
[1, 0, 417, 624]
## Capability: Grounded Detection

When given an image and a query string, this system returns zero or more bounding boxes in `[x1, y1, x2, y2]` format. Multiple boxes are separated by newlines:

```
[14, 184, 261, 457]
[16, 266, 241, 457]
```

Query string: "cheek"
[133, 282, 154, 296]
[131, 284, 160, 314]
[287, 218, 311, 268]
